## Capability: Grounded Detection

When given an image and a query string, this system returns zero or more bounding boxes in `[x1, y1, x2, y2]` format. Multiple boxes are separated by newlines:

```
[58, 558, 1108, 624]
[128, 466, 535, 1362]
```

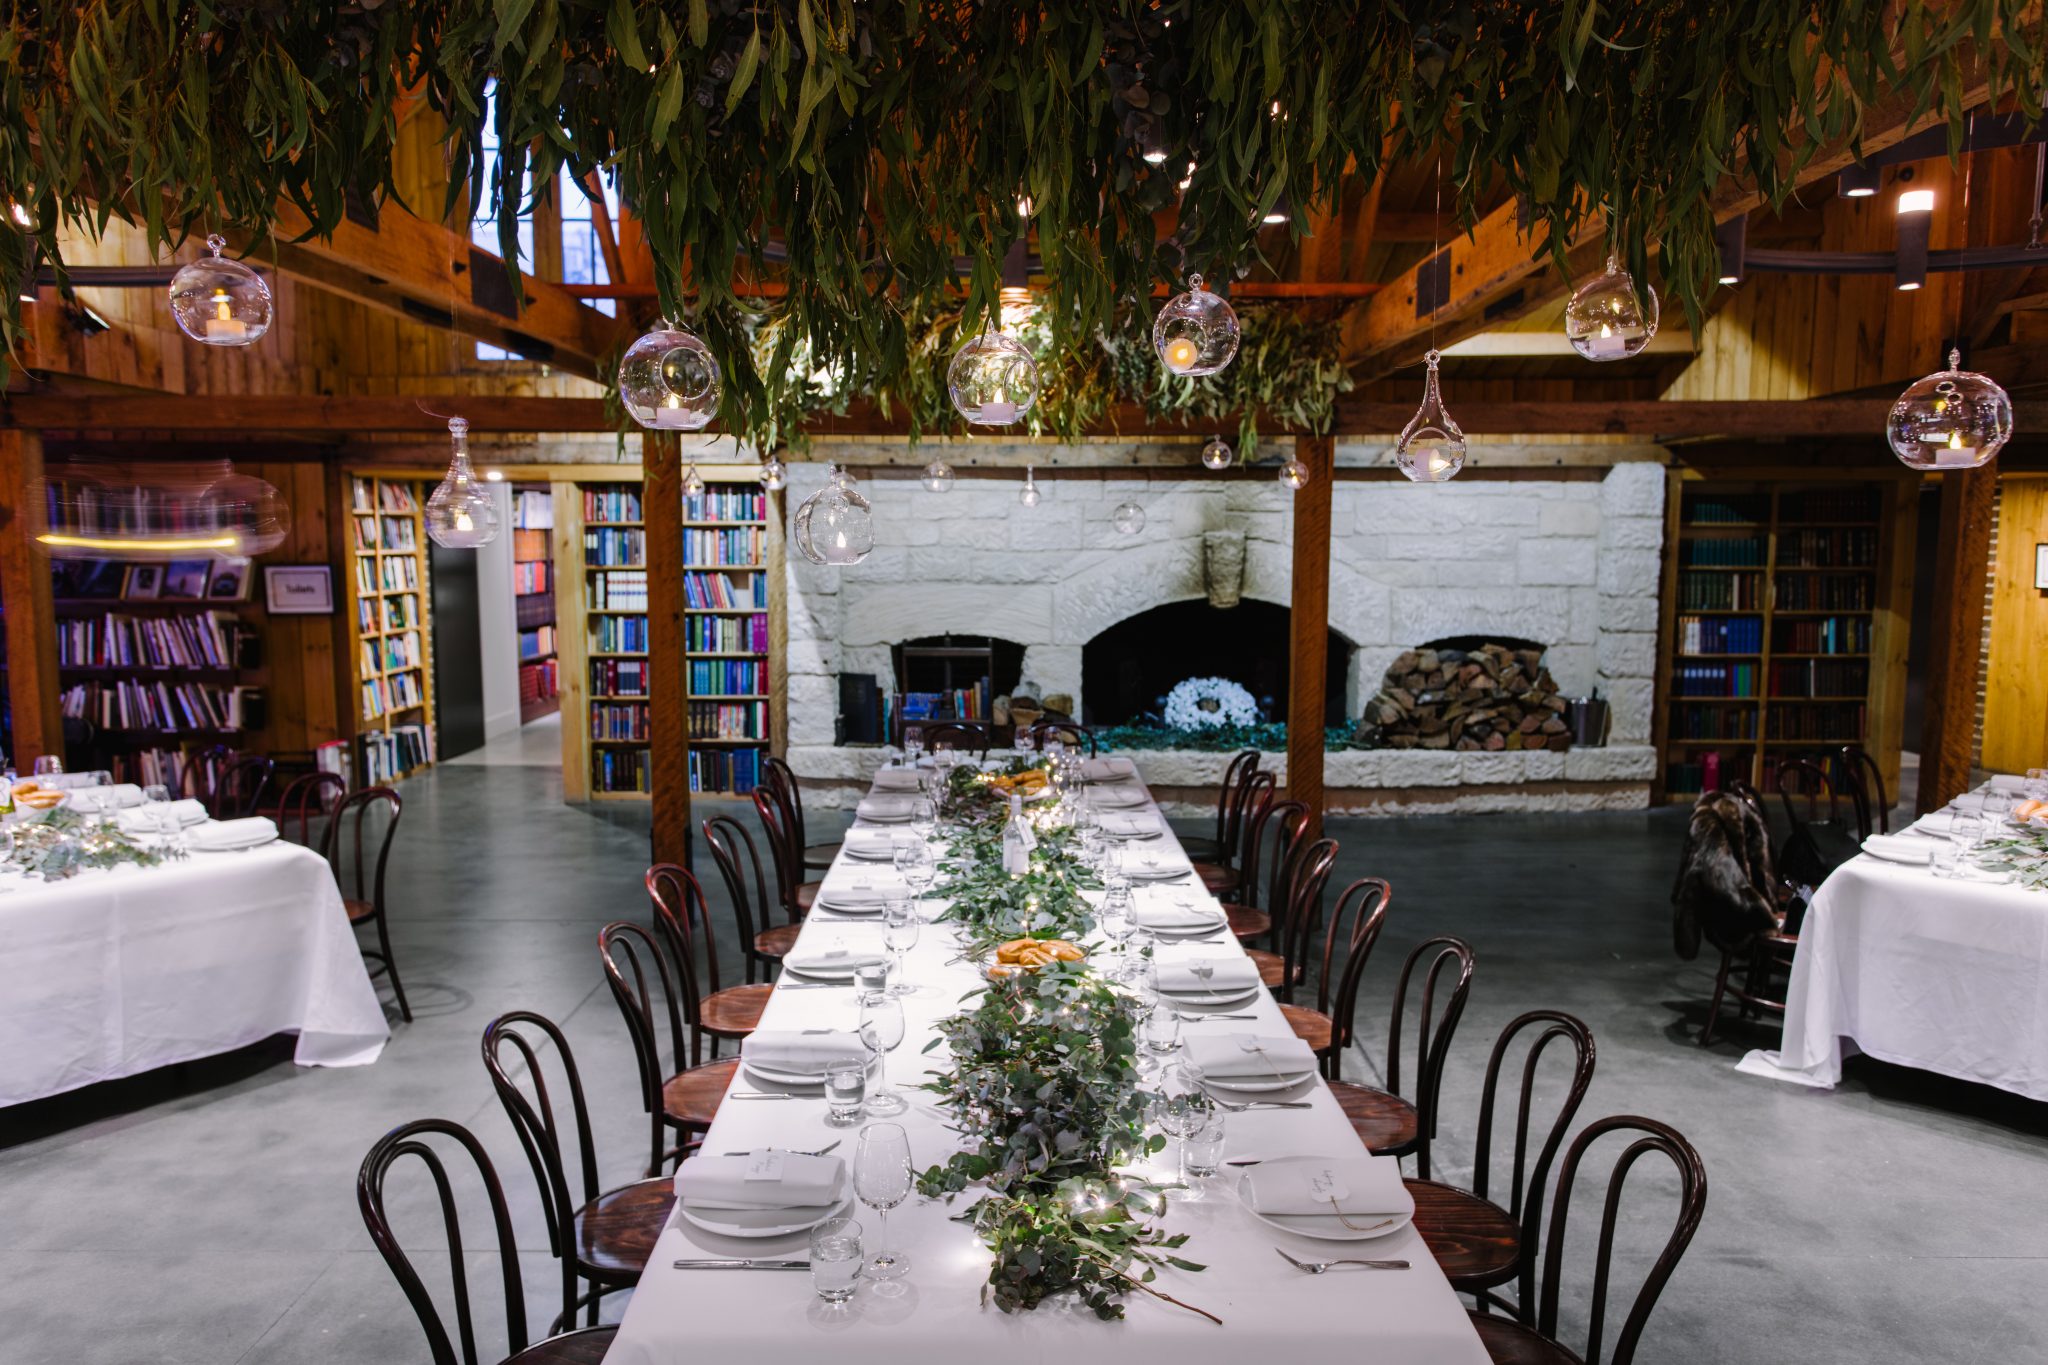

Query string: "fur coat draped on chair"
[1671, 792, 1782, 959]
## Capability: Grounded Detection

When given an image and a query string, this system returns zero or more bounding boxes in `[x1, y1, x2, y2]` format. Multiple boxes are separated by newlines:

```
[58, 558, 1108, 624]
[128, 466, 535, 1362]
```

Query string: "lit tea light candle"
[205, 290, 247, 342]
[1163, 336, 1200, 372]
[1583, 321, 1635, 359]
[977, 398, 1019, 425]
[645, 392, 695, 428]
[1926, 428, 1979, 466]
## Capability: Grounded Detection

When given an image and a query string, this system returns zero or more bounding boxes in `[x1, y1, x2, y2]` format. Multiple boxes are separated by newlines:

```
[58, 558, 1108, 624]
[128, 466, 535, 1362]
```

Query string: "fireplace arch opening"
[1081, 598, 1352, 727]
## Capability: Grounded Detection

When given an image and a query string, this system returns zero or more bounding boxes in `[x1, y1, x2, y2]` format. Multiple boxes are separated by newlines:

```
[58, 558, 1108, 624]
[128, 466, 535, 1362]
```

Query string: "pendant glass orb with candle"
[1887, 349, 2012, 470]
[167, 234, 272, 346]
[794, 465, 875, 566]
[947, 330, 1040, 426]
[424, 417, 501, 549]
[619, 320, 722, 430]
[1152, 273, 1239, 376]
[921, 458, 955, 493]
[682, 462, 706, 498]
[759, 457, 788, 491]
[1111, 500, 1146, 535]
[1019, 465, 1042, 507]
[1564, 252, 1659, 361]
[1392, 349, 1468, 483]
[1279, 458, 1311, 490]
[1200, 437, 1234, 471]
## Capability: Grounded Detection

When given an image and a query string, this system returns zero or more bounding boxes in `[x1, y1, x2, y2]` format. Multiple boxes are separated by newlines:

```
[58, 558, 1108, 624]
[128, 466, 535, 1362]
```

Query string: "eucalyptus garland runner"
[4, 807, 182, 880]
[1971, 826, 2048, 891]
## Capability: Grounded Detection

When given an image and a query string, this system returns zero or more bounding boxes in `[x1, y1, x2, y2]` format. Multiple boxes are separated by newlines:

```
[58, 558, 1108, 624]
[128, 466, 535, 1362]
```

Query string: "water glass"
[824, 1061, 868, 1126]
[904, 730, 925, 766]
[1140, 1007, 1181, 1065]
[1182, 1113, 1227, 1182]
[32, 756, 62, 778]
[854, 1123, 913, 1280]
[809, 1216, 864, 1303]
[855, 961, 892, 996]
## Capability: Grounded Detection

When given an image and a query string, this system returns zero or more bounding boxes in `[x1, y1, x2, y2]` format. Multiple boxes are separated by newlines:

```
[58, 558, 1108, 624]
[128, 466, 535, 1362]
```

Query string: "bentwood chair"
[326, 786, 410, 1022]
[920, 721, 992, 757]
[275, 770, 346, 847]
[1192, 770, 1277, 898]
[1026, 721, 1097, 756]
[702, 814, 801, 982]
[1327, 936, 1476, 1179]
[1700, 780, 1801, 1047]
[1218, 797, 1309, 944]
[1244, 836, 1339, 999]
[1463, 1116, 1707, 1365]
[1178, 750, 1262, 865]
[599, 920, 735, 1177]
[1774, 757, 1855, 881]
[483, 1011, 675, 1333]
[1278, 877, 1393, 1075]
[1839, 743, 1891, 840]
[210, 752, 274, 819]
[761, 755, 840, 872]
[358, 1118, 618, 1365]
[1407, 1011, 1597, 1313]
[646, 862, 770, 1057]
[751, 789, 821, 919]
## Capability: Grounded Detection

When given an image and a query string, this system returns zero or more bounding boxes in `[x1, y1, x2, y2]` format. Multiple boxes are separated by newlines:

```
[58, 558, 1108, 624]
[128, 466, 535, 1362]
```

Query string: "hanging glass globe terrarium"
[682, 462, 706, 498]
[1564, 252, 1659, 361]
[1111, 500, 1146, 535]
[1200, 437, 1234, 471]
[167, 234, 272, 346]
[1391, 349, 1468, 483]
[1887, 349, 2012, 470]
[1279, 458, 1311, 490]
[619, 319, 722, 430]
[921, 458, 956, 493]
[1153, 273, 1240, 376]
[425, 417, 501, 549]
[794, 465, 875, 566]
[948, 330, 1040, 425]
[1019, 465, 1042, 507]
[759, 457, 788, 491]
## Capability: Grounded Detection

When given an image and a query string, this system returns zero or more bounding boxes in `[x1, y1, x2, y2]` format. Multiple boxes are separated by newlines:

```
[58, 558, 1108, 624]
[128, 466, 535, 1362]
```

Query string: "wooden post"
[644, 432, 692, 867]
[1916, 467, 1996, 813]
[1288, 434, 1335, 838]
[0, 430, 62, 769]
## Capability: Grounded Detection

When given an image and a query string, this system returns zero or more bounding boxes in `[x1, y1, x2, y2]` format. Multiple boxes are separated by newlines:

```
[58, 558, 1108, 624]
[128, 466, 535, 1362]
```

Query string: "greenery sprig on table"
[1971, 827, 2048, 891]
[4, 807, 182, 880]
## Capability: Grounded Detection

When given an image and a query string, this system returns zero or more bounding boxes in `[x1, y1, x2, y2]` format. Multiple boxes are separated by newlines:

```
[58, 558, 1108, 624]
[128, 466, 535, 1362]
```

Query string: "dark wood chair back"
[702, 814, 781, 984]
[1211, 750, 1261, 850]
[598, 920, 691, 1176]
[482, 1010, 600, 1333]
[759, 755, 808, 857]
[751, 788, 805, 918]
[357, 1117, 533, 1365]
[645, 862, 720, 1056]
[1724, 778, 1766, 821]
[323, 786, 402, 910]
[1839, 744, 1890, 839]
[1026, 721, 1097, 756]
[1238, 796, 1308, 913]
[276, 770, 346, 846]
[920, 721, 992, 757]
[1775, 757, 1846, 834]
[212, 753, 274, 819]
[1472, 1011, 1598, 1319]
[1533, 1115, 1708, 1365]
[1228, 768, 1277, 865]
[1314, 877, 1393, 1062]
[1384, 935, 1477, 1180]
[1270, 836, 1340, 1001]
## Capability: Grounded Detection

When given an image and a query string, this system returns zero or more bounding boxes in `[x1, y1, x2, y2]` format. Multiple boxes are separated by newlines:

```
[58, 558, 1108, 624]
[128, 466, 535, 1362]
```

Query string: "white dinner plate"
[678, 1191, 854, 1240]
[812, 896, 888, 916]
[781, 955, 886, 982]
[1194, 1069, 1317, 1096]
[1159, 983, 1263, 1009]
[739, 1059, 832, 1090]
[1236, 1161, 1412, 1243]
[1088, 787, 1150, 810]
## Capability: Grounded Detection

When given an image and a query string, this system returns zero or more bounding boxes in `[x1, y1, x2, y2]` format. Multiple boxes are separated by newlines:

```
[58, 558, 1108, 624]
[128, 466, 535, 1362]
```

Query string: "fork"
[722, 1140, 841, 1158]
[1207, 1099, 1313, 1112]
[1274, 1247, 1409, 1274]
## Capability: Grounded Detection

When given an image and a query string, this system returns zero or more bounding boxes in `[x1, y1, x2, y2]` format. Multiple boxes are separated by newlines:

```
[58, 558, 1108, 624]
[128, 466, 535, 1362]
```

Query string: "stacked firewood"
[1361, 644, 1573, 752]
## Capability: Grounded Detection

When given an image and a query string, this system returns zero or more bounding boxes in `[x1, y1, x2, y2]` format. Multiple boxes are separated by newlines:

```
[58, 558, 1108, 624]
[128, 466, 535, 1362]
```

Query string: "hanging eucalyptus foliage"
[1, 1, 2039, 449]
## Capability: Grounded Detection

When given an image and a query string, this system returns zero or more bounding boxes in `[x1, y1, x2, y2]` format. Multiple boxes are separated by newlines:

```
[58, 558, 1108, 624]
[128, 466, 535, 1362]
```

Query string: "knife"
[673, 1258, 811, 1271]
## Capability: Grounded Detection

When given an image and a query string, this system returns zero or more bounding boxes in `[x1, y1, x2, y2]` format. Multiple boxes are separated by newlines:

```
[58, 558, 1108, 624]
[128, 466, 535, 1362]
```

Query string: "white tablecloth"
[0, 839, 390, 1106]
[607, 766, 1487, 1365]
[1737, 831, 2048, 1101]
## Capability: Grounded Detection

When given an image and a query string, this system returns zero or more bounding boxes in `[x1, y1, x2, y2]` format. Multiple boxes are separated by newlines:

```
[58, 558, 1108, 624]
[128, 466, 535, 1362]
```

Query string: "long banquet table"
[1737, 781, 2048, 1102]
[608, 761, 1487, 1364]
[0, 838, 390, 1106]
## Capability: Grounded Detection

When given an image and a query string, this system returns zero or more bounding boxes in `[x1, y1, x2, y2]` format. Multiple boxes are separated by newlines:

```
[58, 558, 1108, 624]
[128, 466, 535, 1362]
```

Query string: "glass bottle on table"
[1001, 792, 1035, 876]
[854, 1122, 913, 1280]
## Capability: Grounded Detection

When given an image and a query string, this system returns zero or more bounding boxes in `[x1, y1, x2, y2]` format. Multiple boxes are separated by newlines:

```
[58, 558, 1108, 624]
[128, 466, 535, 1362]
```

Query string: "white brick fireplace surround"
[782, 449, 1663, 814]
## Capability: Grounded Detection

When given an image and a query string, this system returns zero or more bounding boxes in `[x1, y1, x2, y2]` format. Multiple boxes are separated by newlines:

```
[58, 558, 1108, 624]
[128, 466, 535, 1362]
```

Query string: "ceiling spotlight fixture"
[1261, 192, 1292, 226]
[1715, 215, 1748, 287]
[1895, 188, 1936, 292]
[1838, 161, 1881, 198]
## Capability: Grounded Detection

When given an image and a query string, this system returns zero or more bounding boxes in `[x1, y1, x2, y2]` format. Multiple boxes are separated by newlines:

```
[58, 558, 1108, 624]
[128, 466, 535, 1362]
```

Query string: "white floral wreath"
[1162, 676, 1261, 729]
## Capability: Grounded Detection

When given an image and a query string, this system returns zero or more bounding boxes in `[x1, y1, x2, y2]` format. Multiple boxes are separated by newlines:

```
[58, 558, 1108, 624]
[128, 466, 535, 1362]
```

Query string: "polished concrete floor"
[3, 757, 2044, 1364]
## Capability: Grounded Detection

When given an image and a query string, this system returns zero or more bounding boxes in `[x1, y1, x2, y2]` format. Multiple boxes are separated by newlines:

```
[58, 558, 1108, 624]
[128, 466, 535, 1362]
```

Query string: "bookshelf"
[682, 478, 772, 796]
[513, 485, 559, 723]
[1655, 477, 1909, 804]
[345, 474, 438, 783]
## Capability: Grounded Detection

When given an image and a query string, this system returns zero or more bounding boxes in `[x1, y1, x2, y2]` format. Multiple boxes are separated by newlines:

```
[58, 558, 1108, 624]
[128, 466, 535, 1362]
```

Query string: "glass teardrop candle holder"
[1887, 348, 2011, 470]
[1111, 500, 1146, 535]
[794, 465, 874, 566]
[167, 234, 272, 346]
[759, 457, 788, 491]
[1153, 273, 1240, 376]
[921, 458, 956, 493]
[1200, 437, 1234, 471]
[619, 319, 722, 430]
[425, 417, 501, 549]
[1565, 253, 1659, 362]
[1392, 350, 1468, 483]
[948, 331, 1040, 425]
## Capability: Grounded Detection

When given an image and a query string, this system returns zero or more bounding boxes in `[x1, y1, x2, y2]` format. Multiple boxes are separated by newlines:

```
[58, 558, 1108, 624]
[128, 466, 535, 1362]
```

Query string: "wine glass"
[884, 898, 919, 997]
[853, 1122, 913, 1280]
[1098, 892, 1134, 967]
[1013, 727, 1034, 756]
[904, 728, 925, 767]
[1947, 812, 1985, 879]
[910, 797, 937, 842]
[859, 994, 908, 1117]
[1156, 1068, 1215, 1188]
[32, 756, 62, 778]
[142, 783, 175, 846]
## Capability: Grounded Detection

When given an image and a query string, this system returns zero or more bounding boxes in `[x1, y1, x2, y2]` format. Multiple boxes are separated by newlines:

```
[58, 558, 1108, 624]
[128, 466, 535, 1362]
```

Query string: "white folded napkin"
[1155, 956, 1261, 995]
[675, 1152, 848, 1211]
[1097, 811, 1162, 838]
[816, 871, 908, 909]
[783, 946, 892, 976]
[1081, 756, 1137, 782]
[1912, 811, 1956, 836]
[1086, 785, 1149, 810]
[115, 799, 209, 837]
[1243, 1157, 1415, 1219]
[1862, 834, 1932, 866]
[841, 829, 905, 860]
[1132, 901, 1225, 931]
[1185, 1032, 1318, 1081]
[1122, 850, 1193, 881]
[871, 769, 926, 792]
[741, 1030, 869, 1075]
[1987, 774, 2028, 794]
[187, 816, 279, 851]
[856, 794, 917, 823]
[104, 783, 146, 808]
[1948, 792, 1998, 814]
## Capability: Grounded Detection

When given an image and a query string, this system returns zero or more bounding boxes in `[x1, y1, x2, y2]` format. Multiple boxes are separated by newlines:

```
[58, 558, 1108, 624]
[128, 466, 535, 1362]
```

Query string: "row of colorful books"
[56, 610, 245, 671]
[61, 680, 258, 732]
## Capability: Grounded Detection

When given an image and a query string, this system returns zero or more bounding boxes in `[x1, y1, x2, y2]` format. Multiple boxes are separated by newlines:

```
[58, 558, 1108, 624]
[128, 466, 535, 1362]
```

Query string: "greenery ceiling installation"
[2, 1, 2040, 446]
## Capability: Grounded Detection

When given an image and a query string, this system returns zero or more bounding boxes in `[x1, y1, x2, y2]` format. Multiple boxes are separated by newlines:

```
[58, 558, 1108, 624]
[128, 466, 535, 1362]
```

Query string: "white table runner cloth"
[0, 840, 390, 1106]
[607, 765, 1486, 1364]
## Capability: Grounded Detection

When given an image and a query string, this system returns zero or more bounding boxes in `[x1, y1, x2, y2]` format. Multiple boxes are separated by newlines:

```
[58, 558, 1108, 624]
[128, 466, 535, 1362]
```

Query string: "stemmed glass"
[142, 783, 177, 848]
[32, 756, 63, 778]
[854, 1122, 913, 1281]
[883, 898, 920, 997]
[1098, 890, 1135, 971]
[896, 840, 937, 915]
[1013, 727, 1034, 756]
[1946, 812, 1986, 879]
[859, 993, 908, 1117]
[1155, 1066, 1216, 1189]
[904, 729, 925, 767]
[910, 797, 937, 842]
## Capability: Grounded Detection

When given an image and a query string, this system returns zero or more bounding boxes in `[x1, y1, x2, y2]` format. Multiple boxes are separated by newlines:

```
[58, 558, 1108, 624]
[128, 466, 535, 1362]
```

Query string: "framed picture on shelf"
[265, 564, 335, 615]
[205, 557, 253, 601]
[56, 558, 125, 599]
[161, 560, 212, 599]
[122, 563, 165, 599]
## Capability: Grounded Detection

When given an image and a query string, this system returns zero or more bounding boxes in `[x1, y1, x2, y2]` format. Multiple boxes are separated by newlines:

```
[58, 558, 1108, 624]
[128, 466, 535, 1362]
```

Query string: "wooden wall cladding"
[1981, 476, 2048, 775]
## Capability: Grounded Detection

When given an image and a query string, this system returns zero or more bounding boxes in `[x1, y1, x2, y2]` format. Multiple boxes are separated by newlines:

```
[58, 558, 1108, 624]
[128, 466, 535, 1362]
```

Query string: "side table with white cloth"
[0, 834, 390, 1106]
[1738, 777, 2048, 1102]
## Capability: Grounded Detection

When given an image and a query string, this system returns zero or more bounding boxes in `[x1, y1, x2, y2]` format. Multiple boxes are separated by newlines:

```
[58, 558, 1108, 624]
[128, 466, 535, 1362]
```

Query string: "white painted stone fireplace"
[783, 447, 1663, 812]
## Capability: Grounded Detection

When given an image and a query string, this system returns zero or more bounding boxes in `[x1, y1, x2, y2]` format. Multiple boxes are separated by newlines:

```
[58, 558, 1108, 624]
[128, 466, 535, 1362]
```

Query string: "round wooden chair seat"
[661, 1057, 741, 1129]
[1245, 948, 1286, 988]
[1178, 835, 1224, 861]
[574, 1176, 676, 1283]
[701, 984, 771, 1038]
[1191, 862, 1241, 897]
[754, 923, 801, 958]
[803, 841, 843, 871]
[1222, 903, 1270, 941]
[1407, 1178, 1522, 1290]
[1327, 1079, 1419, 1155]
[1467, 1312, 1583, 1365]
[1278, 1003, 1333, 1053]
[794, 881, 821, 912]
[344, 896, 376, 923]
[504, 1326, 619, 1365]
